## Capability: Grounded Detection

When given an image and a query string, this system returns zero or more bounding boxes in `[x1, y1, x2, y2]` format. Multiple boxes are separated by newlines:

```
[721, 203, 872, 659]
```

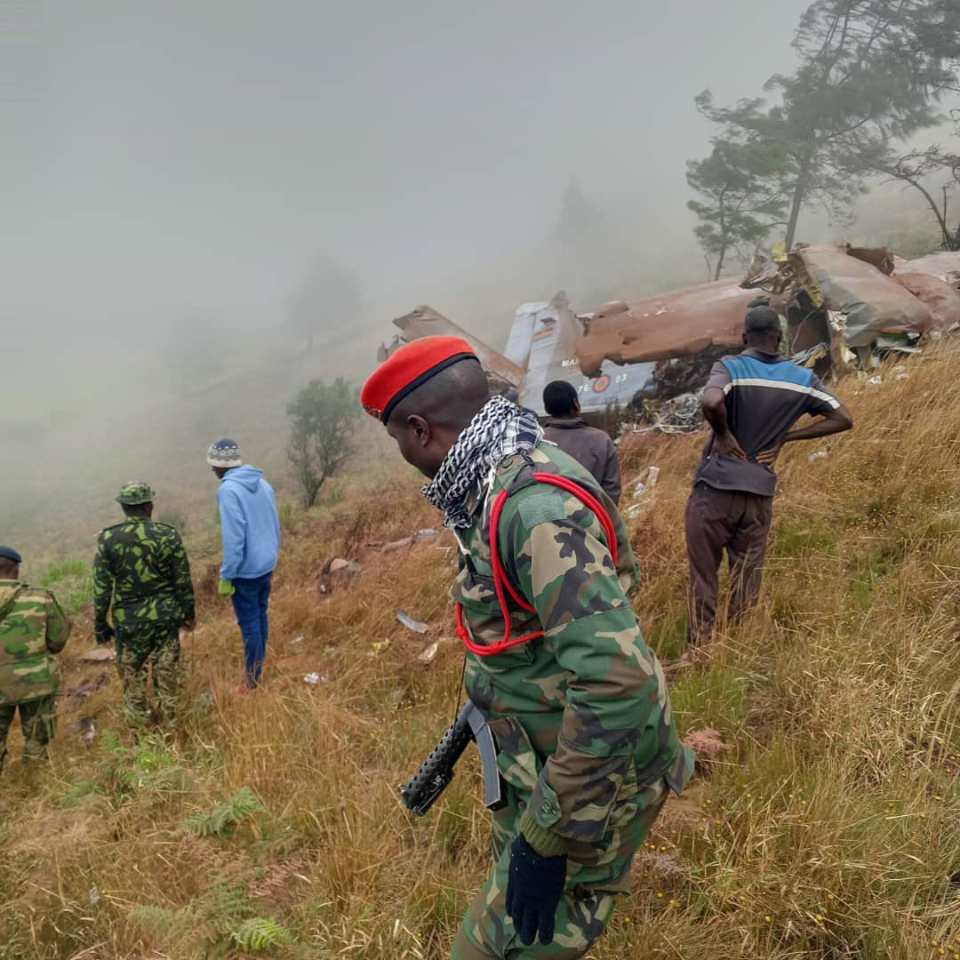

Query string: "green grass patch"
[648, 610, 688, 660]
[773, 516, 838, 558]
[39, 557, 93, 614]
[670, 666, 749, 737]
[60, 778, 106, 808]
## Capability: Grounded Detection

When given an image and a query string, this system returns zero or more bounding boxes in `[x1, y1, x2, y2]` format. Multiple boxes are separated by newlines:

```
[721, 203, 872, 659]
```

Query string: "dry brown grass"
[6, 349, 960, 958]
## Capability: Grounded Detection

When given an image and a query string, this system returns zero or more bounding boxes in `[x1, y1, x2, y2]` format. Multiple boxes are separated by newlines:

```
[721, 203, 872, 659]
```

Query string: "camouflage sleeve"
[506, 494, 661, 855]
[44, 592, 72, 654]
[92, 533, 113, 636]
[171, 533, 195, 623]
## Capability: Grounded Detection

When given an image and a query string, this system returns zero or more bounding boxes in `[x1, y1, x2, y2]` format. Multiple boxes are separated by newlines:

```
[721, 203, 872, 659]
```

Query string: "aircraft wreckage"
[378, 247, 960, 423]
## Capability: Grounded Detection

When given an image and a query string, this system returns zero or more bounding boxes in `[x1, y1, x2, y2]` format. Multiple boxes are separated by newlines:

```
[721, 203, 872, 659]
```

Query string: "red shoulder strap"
[456, 475, 620, 657]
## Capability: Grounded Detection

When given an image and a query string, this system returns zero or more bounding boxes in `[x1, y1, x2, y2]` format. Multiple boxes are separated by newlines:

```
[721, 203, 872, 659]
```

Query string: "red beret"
[361, 336, 478, 422]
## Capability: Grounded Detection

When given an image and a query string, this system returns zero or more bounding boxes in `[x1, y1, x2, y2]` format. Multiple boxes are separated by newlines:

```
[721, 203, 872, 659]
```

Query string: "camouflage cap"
[116, 481, 156, 506]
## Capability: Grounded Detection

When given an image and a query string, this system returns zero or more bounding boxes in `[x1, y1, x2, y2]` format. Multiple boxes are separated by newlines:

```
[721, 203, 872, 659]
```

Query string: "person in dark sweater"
[686, 306, 853, 646]
[541, 381, 622, 503]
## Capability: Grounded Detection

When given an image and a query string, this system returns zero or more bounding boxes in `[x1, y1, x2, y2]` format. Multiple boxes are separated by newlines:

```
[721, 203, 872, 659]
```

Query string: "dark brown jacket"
[542, 418, 622, 504]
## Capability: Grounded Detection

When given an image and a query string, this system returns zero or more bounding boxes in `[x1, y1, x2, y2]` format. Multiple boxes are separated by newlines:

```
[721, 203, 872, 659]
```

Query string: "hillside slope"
[4, 346, 960, 959]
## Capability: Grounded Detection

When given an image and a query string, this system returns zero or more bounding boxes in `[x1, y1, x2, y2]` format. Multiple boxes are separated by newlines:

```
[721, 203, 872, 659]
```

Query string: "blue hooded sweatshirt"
[218, 465, 281, 581]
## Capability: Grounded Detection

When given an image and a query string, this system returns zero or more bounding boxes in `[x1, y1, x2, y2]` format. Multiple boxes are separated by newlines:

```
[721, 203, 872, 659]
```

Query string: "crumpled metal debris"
[396, 611, 429, 635]
[792, 343, 829, 368]
[384, 305, 523, 393]
[901, 252, 960, 290]
[893, 272, 960, 331]
[576, 280, 756, 376]
[789, 245, 934, 348]
[417, 641, 440, 664]
[646, 390, 704, 434]
[649, 345, 735, 399]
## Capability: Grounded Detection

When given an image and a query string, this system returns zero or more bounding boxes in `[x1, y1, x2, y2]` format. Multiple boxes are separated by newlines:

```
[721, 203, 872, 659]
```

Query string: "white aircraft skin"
[384, 294, 654, 417]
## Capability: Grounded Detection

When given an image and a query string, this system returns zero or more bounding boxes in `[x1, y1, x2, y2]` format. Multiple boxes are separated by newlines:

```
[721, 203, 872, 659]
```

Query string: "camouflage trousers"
[0, 694, 57, 771]
[451, 776, 668, 959]
[116, 625, 180, 728]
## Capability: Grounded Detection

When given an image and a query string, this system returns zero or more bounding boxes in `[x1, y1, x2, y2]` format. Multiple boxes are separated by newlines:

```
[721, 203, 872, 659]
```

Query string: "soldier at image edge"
[93, 482, 195, 728]
[0, 545, 72, 772]
[362, 336, 694, 960]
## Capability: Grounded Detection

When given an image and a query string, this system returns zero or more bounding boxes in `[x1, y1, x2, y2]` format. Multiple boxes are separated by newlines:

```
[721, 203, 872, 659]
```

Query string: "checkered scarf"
[423, 395, 543, 529]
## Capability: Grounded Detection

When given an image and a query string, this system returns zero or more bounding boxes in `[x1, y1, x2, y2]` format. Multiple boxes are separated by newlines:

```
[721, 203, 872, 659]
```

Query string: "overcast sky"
[1, 0, 809, 344]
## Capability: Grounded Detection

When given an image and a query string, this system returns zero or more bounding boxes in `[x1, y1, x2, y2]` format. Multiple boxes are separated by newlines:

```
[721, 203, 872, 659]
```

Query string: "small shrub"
[279, 500, 301, 533]
[287, 377, 361, 508]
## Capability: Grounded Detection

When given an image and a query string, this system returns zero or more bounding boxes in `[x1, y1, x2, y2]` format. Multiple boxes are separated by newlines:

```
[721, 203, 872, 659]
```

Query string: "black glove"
[95, 625, 116, 645]
[505, 834, 567, 946]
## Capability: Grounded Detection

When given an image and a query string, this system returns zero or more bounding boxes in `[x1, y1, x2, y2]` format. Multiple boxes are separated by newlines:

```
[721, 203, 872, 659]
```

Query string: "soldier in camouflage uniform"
[361, 338, 694, 959]
[93, 483, 195, 728]
[0, 545, 71, 771]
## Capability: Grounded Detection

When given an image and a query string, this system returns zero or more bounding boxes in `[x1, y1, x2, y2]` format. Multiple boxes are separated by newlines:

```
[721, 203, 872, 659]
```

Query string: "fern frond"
[183, 786, 265, 837]
[230, 916, 294, 952]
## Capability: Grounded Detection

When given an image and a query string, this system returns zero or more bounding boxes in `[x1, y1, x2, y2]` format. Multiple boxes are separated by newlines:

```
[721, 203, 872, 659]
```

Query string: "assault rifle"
[401, 701, 504, 815]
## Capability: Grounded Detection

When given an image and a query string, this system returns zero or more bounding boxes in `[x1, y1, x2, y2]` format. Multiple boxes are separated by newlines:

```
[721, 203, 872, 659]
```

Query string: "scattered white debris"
[78, 716, 97, 747]
[396, 610, 429, 634]
[416, 528, 440, 541]
[631, 465, 660, 496]
[291, 634, 304, 645]
[89, 886, 101, 907]
[417, 641, 440, 664]
[808, 450, 829, 463]
[866, 375, 883, 386]
[624, 465, 662, 520]
[303, 672, 328, 686]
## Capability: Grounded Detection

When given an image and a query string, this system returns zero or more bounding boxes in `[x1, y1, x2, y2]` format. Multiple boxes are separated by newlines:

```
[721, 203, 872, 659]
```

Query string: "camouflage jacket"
[453, 441, 694, 857]
[93, 519, 195, 639]
[0, 580, 71, 705]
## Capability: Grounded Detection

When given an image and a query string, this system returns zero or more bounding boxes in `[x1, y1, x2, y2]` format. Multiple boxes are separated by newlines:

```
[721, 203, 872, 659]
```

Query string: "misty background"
[0, 0, 947, 551]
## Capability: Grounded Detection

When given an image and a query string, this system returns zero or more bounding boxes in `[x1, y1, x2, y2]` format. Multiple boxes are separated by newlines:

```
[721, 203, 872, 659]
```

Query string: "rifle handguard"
[400, 701, 504, 816]
[401, 714, 472, 816]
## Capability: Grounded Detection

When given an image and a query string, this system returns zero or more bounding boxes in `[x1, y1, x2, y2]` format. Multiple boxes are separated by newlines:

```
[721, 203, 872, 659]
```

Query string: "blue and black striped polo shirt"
[695, 349, 840, 497]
